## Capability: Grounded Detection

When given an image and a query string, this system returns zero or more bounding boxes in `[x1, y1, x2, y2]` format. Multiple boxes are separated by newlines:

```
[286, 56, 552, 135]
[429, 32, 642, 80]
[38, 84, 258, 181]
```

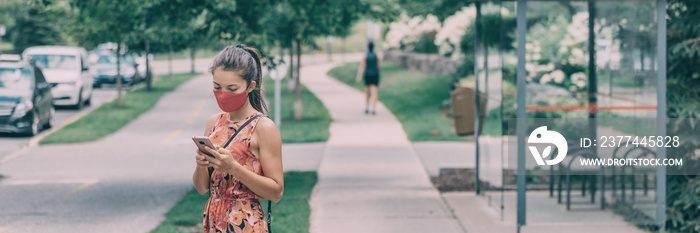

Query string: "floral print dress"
[203, 112, 268, 233]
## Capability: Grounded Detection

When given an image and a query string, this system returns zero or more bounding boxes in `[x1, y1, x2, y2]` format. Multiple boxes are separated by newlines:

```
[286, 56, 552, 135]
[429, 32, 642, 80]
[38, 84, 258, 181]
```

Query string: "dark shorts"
[364, 73, 380, 86]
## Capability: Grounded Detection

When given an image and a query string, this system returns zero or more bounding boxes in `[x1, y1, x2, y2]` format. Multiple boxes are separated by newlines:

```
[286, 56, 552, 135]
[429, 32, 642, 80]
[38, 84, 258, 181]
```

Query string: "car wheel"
[44, 106, 56, 129]
[85, 94, 92, 106]
[74, 90, 84, 110]
[24, 113, 40, 136]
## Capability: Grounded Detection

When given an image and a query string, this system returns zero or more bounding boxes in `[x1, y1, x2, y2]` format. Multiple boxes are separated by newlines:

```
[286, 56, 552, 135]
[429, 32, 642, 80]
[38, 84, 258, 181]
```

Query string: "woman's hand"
[204, 146, 242, 175]
[195, 149, 211, 168]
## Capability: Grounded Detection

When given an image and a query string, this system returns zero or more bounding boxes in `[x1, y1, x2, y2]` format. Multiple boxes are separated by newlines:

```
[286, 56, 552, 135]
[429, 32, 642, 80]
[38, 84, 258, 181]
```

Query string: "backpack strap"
[268, 200, 272, 233]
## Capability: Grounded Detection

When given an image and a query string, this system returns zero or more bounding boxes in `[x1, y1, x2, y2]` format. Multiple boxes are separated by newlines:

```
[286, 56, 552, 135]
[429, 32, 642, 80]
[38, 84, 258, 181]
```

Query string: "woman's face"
[212, 67, 255, 94]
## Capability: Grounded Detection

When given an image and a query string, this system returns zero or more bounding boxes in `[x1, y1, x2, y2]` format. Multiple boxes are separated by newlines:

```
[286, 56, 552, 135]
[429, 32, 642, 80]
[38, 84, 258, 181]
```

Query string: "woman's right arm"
[193, 113, 220, 195]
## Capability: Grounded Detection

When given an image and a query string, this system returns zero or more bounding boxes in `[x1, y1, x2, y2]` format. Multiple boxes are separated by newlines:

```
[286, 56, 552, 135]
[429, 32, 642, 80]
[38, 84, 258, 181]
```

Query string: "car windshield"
[0, 68, 32, 90]
[96, 54, 133, 65]
[96, 54, 117, 64]
[29, 54, 78, 70]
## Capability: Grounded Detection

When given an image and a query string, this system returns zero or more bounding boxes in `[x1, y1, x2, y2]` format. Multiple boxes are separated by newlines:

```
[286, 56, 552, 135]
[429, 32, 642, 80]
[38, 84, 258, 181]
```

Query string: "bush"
[665, 1, 700, 232]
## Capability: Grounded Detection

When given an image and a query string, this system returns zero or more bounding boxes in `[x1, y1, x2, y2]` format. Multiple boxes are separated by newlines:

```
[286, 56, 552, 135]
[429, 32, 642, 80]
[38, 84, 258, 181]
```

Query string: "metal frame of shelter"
[466, 0, 667, 232]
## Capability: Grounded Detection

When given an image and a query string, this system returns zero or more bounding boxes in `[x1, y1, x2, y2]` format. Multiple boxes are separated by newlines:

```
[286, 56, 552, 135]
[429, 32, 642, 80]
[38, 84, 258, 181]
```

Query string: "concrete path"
[0, 88, 118, 163]
[300, 63, 464, 233]
[443, 191, 646, 233]
[0, 71, 329, 233]
[413, 141, 475, 177]
[411, 139, 648, 233]
[0, 73, 216, 232]
[0, 52, 356, 232]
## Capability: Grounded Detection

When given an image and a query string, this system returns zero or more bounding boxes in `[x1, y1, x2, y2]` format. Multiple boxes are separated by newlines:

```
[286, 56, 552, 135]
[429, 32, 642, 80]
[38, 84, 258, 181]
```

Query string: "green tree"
[259, 2, 297, 89]
[137, 0, 205, 80]
[69, 0, 141, 107]
[666, 0, 700, 119]
[398, 0, 463, 21]
[202, 0, 273, 48]
[151, 0, 211, 75]
[271, 0, 397, 120]
[12, 1, 64, 53]
[665, 1, 700, 232]
[0, 0, 22, 53]
[204, 0, 397, 119]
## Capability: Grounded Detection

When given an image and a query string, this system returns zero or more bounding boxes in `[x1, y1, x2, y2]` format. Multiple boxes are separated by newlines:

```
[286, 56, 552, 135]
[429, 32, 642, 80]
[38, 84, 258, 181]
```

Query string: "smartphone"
[192, 136, 217, 157]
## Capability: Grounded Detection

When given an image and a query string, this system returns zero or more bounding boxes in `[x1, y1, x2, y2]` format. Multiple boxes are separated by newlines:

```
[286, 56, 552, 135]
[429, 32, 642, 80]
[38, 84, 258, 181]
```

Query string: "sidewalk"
[443, 191, 646, 233]
[300, 63, 465, 232]
[0, 74, 217, 232]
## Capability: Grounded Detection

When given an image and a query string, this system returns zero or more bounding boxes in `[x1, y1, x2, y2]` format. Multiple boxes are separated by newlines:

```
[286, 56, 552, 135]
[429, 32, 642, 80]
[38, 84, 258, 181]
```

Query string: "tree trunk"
[294, 38, 303, 120]
[190, 46, 196, 74]
[116, 43, 123, 107]
[287, 44, 295, 92]
[327, 36, 333, 61]
[145, 38, 152, 92]
[168, 49, 173, 79]
[279, 45, 285, 65]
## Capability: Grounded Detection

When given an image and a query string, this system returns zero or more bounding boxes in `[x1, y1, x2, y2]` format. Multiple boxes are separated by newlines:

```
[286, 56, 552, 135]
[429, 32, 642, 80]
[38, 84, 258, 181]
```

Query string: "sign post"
[0, 25, 5, 55]
[270, 61, 287, 127]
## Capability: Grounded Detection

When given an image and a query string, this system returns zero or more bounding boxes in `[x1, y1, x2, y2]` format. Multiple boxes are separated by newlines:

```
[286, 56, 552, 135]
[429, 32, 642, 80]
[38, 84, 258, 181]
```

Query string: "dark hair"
[209, 44, 268, 113]
[368, 41, 374, 52]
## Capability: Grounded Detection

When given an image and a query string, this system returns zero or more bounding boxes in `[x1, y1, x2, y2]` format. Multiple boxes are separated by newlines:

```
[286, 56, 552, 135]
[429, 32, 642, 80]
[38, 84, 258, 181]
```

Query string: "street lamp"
[269, 60, 287, 127]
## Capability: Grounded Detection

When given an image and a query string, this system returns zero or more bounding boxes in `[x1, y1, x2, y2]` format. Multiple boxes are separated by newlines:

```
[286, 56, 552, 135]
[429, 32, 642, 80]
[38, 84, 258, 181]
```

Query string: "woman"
[355, 41, 381, 115]
[193, 44, 284, 233]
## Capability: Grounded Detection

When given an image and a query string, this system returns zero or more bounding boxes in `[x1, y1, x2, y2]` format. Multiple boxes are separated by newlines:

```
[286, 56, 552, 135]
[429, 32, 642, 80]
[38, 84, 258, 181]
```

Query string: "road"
[0, 73, 213, 232]
[0, 88, 117, 162]
[0, 53, 364, 232]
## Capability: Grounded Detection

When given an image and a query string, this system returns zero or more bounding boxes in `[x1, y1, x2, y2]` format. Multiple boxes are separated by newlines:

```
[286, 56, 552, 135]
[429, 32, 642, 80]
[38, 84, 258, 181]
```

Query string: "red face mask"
[213, 89, 248, 112]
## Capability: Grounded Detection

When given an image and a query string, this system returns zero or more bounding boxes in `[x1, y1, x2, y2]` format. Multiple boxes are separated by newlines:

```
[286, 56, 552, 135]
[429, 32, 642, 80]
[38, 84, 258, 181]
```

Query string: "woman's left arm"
[205, 118, 284, 202]
[355, 55, 367, 84]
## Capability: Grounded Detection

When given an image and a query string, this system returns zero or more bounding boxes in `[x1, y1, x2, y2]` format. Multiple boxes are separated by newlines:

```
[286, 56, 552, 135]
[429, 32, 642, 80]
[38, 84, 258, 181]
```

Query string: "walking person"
[193, 44, 284, 233]
[355, 41, 381, 115]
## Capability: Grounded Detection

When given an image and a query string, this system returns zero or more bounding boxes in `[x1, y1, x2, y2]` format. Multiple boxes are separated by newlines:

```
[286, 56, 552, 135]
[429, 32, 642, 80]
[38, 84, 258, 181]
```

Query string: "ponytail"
[209, 44, 268, 114]
[243, 46, 268, 114]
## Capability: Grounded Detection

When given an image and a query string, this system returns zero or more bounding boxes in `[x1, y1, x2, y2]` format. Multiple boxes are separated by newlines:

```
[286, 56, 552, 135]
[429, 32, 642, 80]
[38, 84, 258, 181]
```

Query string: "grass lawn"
[264, 75, 331, 143]
[1, 42, 14, 53]
[327, 62, 465, 141]
[40, 73, 198, 144]
[150, 171, 317, 233]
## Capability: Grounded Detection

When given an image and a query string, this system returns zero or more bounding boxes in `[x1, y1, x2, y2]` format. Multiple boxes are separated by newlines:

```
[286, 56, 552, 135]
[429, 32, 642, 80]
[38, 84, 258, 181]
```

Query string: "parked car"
[22, 46, 93, 109]
[0, 62, 54, 136]
[90, 52, 141, 87]
[132, 52, 153, 82]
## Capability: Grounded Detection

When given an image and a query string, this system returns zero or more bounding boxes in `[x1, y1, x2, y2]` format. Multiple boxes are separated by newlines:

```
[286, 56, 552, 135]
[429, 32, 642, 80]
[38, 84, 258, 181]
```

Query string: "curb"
[0, 97, 115, 166]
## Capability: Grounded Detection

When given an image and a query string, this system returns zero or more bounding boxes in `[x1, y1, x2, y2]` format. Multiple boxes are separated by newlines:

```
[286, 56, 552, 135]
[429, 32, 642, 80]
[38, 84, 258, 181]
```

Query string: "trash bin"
[451, 84, 487, 136]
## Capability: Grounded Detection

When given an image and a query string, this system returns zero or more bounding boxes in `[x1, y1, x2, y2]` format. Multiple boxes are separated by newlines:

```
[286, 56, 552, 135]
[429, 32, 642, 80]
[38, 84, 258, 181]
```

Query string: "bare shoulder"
[254, 117, 281, 139]
[204, 113, 223, 135]
[250, 117, 281, 158]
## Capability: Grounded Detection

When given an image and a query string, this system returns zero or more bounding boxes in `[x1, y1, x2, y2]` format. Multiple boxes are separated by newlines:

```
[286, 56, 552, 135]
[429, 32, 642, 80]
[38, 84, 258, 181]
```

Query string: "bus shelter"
[466, 0, 668, 231]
